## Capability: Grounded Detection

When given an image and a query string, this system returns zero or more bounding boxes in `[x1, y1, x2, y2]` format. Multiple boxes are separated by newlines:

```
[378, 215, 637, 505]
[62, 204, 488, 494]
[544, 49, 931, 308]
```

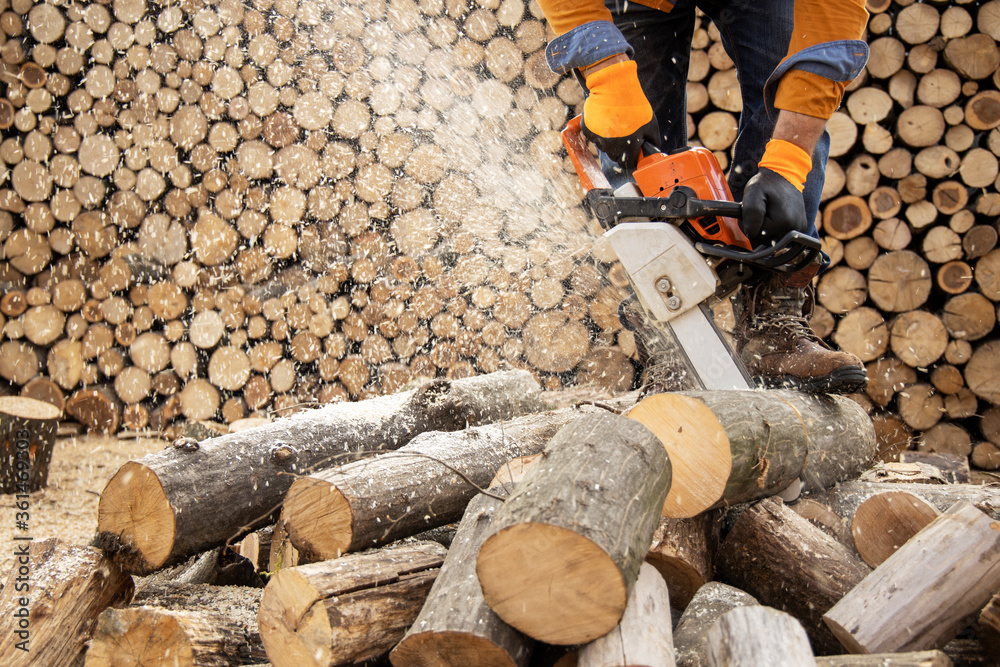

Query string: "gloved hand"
[581, 59, 660, 172]
[742, 139, 812, 244]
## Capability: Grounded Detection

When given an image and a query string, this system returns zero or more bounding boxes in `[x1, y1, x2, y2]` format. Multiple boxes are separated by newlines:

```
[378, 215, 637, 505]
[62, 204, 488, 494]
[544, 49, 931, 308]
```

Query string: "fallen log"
[0, 539, 134, 667]
[0, 395, 61, 493]
[824, 501, 1000, 654]
[673, 582, 760, 667]
[86, 576, 267, 667]
[626, 391, 874, 518]
[716, 497, 871, 654]
[577, 562, 676, 667]
[258, 541, 446, 667]
[815, 651, 952, 667]
[98, 371, 542, 574]
[86, 605, 261, 667]
[979, 587, 1000, 657]
[390, 491, 532, 667]
[283, 406, 583, 560]
[476, 413, 672, 645]
[707, 606, 817, 667]
[806, 480, 1000, 521]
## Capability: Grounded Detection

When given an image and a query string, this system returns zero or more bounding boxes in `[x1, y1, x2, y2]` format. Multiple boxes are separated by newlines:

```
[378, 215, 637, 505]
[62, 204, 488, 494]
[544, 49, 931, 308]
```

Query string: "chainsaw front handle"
[561, 115, 613, 191]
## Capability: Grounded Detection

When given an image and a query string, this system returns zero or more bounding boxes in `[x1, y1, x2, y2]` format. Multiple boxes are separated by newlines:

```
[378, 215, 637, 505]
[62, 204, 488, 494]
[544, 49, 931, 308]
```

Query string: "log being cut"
[98, 371, 542, 574]
[626, 390, 875, 518]
[476, 412, 671, 645]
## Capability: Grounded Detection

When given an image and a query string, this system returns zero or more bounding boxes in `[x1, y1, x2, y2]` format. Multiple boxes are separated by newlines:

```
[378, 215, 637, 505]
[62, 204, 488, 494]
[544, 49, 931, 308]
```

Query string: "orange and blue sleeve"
[768, 0, 870, 119]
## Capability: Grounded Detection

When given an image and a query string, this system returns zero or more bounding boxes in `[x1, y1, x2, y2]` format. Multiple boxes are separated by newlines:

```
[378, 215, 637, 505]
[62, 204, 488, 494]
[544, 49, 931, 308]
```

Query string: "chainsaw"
[561, 116, 822, 390]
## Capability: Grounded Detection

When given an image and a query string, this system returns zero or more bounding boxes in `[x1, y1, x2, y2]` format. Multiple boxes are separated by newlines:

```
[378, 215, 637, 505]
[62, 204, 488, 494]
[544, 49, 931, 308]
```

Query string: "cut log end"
[391, 632, 520, 667]
[258, 568, 329, 667]
[476, 522, 626, 645]
[851, 490, 939, 568]
[97, 461, 175, 574]
[86, 607, 248, 667]
[282, 477, 353, 560]
[626, 393, 731, 519]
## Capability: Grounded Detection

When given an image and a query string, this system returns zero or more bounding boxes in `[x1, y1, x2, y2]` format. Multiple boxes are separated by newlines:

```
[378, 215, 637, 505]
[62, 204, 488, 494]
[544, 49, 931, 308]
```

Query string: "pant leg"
[699, 0, 827, 238]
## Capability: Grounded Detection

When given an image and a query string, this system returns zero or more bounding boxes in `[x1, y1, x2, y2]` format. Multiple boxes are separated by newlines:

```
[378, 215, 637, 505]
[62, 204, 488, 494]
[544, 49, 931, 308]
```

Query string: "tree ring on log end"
[626, 394, 731, 518]
[392, 631, 519, 667]
[282, 477, 353, 560]
[476, 522, 626, 645]
[98, 461, 175, 573]
[259, 568, 333, 666]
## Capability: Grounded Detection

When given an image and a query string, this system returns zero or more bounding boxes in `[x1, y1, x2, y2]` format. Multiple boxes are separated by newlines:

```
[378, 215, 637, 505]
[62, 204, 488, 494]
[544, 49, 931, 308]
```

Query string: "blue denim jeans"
[600, 0, 830, 241]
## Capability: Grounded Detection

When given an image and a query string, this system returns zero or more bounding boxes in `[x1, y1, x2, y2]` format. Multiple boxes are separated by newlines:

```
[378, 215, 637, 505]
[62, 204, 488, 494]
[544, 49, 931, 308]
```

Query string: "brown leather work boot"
[619, 296, 700, 395]
[733, 274, 867, 394]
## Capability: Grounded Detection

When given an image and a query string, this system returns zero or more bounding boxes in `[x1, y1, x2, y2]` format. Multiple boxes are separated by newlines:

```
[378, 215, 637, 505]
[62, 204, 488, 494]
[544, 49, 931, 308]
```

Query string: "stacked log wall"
[1, 0, 1000, 475]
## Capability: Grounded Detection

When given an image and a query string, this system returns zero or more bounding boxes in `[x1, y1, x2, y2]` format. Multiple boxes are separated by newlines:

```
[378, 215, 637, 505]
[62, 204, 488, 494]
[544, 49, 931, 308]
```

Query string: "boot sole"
[757, 367, 868, 395]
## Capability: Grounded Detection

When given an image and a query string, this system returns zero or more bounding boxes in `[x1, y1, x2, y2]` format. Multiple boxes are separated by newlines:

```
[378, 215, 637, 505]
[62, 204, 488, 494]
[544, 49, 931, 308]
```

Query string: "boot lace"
[755, 313, 822, 343]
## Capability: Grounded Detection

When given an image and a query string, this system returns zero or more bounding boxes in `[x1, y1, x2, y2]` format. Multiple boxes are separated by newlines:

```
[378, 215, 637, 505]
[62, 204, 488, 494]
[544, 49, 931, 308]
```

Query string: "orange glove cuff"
[758, 139, 812, 192]
[583, 60, 654, 139]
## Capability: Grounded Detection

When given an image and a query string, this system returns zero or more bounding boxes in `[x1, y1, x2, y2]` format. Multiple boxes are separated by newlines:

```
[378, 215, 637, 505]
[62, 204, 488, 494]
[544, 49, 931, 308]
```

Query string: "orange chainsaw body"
[632, 148, 753, 251]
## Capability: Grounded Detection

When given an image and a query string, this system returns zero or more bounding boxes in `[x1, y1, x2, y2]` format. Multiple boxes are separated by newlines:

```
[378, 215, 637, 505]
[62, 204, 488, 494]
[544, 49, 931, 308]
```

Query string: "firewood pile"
[1, 0, 1000, 481]
[3, 373, 1000, 666]
[0, 0, 640, 441]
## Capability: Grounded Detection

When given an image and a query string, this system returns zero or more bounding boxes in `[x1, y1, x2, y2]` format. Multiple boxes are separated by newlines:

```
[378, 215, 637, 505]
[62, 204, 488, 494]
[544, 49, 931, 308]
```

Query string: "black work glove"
[741, 167, 809, 245]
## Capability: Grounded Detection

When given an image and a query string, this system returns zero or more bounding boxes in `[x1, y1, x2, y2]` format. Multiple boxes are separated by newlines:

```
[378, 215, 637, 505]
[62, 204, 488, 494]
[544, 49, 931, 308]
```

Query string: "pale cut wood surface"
[258, 541, 447, 667]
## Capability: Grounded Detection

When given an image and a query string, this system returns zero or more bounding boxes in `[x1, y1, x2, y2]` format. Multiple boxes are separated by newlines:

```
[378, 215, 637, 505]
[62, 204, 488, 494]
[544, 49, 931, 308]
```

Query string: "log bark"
[645, 513, 718, 611]
[805, 481, 1000, 522]
[390, 492, 533, 667]
[283, 405, 584, 560]
[258, 541, 447, 667]
[716, 497, 871, 654]
[824, 502, 1000, 654]
[706, 606, 817, 667]
[0, 539, 134, 667]
[625, 391, 875, 518]
[0, 396, 60, 493]
[577, 562, 676, 667]
[98, 371, 542, 574]
[674, 582, 760, 667]
[86, 604, 264, 667]
[476, 413, 672, 645]
[815, 652, 952, 667]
